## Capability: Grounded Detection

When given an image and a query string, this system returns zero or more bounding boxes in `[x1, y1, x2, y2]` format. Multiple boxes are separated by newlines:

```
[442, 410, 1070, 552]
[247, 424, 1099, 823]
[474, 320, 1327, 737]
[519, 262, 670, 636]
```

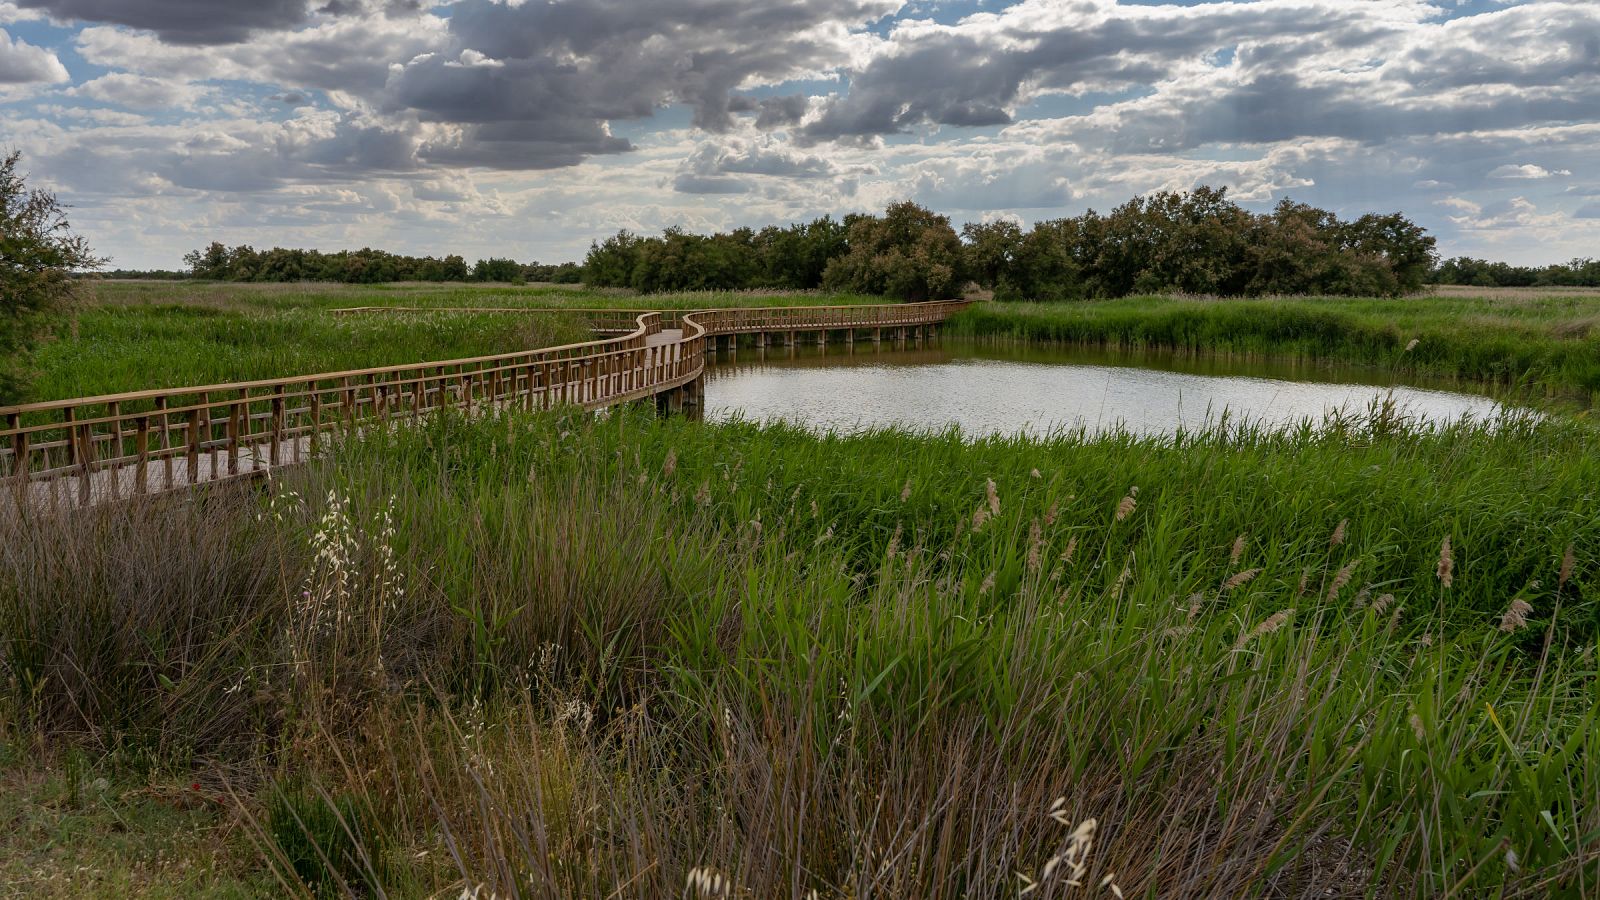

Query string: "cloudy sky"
[1, 0, 1596, 269]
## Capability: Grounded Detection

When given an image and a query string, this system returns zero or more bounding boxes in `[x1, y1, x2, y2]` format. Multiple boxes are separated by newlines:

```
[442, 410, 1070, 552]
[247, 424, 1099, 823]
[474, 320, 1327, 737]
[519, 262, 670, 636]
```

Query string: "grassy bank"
[3, 405, 1597, 896]
[948, 292, 1600, 406]
[16, 281, 882, 402]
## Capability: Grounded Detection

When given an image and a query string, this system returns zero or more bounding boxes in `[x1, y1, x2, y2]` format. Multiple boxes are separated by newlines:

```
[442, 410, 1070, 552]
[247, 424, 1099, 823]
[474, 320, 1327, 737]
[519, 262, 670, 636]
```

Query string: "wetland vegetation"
[3, 279, 1599, 897]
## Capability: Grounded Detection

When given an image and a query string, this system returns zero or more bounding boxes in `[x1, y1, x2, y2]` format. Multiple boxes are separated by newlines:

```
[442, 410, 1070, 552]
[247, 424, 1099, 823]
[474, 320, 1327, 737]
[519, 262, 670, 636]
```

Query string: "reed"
[946, 293, 1600, 406]
[3, 404, 1598, 896]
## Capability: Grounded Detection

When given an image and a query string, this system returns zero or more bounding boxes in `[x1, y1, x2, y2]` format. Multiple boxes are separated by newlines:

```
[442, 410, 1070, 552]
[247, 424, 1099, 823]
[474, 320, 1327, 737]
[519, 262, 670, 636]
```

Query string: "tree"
[822, 201, 967, 301]
[1, 151, 101, 402]
[961, 220, 1023, 293]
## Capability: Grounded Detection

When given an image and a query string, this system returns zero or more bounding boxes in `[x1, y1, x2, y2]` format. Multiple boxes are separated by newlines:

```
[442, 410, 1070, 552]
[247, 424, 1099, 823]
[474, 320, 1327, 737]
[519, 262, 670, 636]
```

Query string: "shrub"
[0, 151, 100, 402]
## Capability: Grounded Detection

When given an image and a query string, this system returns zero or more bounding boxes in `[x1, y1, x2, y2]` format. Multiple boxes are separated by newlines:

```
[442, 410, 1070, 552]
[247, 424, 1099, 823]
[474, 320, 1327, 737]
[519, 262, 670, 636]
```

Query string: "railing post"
[155, 396, 172, 490]
[77, 417, 94, 506]
[271, 386, 285, 467]
[187, 407, 201, 484]
[309, 391, 322, 454]
[227, 397, 241, 476]
[103, 401, 122, 501]
[135, 416, 150, 494]
[7, 412, 25, 484]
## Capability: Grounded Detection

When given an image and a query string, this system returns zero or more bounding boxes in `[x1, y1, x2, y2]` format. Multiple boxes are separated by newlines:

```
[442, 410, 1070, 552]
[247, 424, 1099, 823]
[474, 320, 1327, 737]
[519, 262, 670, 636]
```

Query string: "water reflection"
[702, 340, 1507, 437]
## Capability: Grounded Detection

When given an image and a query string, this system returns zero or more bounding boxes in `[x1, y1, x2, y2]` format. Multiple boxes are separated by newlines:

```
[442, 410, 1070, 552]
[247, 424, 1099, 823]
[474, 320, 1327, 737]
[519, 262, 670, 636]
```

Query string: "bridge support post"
[818, 329, 827, 348]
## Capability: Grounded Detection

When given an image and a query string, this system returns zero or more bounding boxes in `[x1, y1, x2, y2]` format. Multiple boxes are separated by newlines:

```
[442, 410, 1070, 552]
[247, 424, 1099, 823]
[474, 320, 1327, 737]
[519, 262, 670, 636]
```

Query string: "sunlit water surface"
[702, 340, 1507, 437]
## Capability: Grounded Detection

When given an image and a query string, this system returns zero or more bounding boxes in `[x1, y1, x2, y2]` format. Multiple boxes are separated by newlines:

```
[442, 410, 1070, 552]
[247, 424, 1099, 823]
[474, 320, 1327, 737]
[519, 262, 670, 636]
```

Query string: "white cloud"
[1488, 163, 1570, 179]
[67, 72, 208, 108]
[0, 26, 67, 83]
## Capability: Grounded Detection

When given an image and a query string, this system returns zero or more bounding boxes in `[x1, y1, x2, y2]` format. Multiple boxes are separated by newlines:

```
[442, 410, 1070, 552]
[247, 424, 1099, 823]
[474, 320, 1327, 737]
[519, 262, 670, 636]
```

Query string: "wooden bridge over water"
[1, 300, 968, 508]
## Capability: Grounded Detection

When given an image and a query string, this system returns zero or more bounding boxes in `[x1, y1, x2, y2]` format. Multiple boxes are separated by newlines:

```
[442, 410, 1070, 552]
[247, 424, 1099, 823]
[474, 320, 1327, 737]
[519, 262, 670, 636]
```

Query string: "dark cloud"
[18, 0, 312, 44]
[753, 94, 810, 129]
[377, 0, 896, 168]
[1577, 203, 1600, 219]
[417, 121, 633, 171]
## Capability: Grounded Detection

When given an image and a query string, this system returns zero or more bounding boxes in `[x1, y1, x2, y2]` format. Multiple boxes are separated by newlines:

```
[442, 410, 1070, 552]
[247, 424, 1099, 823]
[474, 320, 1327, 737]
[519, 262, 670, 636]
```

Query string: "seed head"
[1229, 534, 1247, 565]
[662, 448, 677, 478]
[901, 479, 912, 502]
[1115, 487, 1138, 522]
[1326, 560, 1358, 602]
[1234, 609, 1294, 650]
[1437, 536, 1454, 588]
[1499, 597, 1532, 633]
[1330, 518, 1348, 547]
[986, 478, 1001, 517]
[1559, 544, 1576, 588]
[1221, 568, 1261, 592]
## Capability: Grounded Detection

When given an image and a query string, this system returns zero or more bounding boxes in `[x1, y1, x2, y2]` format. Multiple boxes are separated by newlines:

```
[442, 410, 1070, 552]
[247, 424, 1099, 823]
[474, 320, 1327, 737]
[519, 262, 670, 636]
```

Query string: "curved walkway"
[2, 300, 969, 508]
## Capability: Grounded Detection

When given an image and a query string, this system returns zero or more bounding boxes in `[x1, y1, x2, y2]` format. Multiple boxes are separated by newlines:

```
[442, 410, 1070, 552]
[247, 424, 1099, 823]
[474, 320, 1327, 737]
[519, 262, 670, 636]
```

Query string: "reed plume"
[1499, 598, 1532, 633]
[1326, 560, 1358, 602]
[1437, 535, 1454, 588]
[1221, 568, 1261, 592]
[1235, 609, 1294, 650]
[1115, 487, 1139, 522]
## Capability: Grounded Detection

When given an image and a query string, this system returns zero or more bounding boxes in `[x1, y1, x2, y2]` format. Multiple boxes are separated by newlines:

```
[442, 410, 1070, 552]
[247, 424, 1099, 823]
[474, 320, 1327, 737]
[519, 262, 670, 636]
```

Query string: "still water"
[702, 340, 1507, 437]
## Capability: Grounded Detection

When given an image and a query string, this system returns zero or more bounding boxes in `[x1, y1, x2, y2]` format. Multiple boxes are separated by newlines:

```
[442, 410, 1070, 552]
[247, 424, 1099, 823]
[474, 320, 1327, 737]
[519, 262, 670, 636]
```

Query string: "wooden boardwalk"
[2, 300, 968, 508]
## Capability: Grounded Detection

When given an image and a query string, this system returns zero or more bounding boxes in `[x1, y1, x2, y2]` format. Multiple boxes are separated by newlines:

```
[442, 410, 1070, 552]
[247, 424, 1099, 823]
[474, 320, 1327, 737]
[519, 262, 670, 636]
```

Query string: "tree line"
[585, 187, 1439, 300]
[1429, 256, 1600, 288]
[149, 191, 1597, 299]
[180, 242, 581, 285]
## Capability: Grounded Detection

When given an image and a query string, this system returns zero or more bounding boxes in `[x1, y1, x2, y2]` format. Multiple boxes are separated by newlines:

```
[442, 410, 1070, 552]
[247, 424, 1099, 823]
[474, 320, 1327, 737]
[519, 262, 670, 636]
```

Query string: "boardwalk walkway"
[2, 300, 968, 508]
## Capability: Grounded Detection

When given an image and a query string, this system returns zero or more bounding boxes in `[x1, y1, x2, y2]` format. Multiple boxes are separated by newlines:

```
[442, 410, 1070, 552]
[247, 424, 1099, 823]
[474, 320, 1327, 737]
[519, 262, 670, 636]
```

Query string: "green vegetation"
[949, 293, 1600, 406]
[18, 280, 881, 402]
[1433, 256, 1600, 289]
[1, 151, 102, 403]
[3, 404, 1598, 896]
[181, 241, 583, 285]
[587, 188, 1438, 299]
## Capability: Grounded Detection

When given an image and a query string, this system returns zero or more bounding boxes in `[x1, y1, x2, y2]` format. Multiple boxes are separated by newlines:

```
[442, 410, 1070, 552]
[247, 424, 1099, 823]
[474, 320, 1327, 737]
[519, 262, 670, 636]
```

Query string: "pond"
[701, 339, 1509, 437]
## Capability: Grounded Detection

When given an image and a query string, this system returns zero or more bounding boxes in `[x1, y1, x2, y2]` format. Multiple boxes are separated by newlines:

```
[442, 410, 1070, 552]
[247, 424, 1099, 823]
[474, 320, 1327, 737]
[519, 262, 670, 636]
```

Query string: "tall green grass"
[26, 307, 591, 401]
[948, 295, 1600, 406]
[15, 281, 886, 402]
[4, 405, 1596, 895]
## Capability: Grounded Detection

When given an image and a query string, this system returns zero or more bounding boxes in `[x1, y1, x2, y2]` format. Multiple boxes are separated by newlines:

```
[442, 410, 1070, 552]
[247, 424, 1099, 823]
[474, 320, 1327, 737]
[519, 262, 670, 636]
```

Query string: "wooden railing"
[2, 300, 967, 506]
